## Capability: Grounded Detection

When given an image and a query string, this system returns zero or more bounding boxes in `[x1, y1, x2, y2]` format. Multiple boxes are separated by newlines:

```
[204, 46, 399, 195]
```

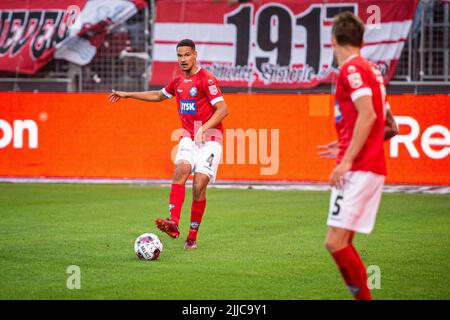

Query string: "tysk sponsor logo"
[179, 100, 197, 114]
[0, 119, 38, 149]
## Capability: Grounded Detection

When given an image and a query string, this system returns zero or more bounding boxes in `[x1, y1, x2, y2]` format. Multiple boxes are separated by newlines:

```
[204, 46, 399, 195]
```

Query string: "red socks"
[331, 245, 372, 300]
[187, 199, 207, 241]
[168, 183, 206, 241]
[168, 183, 185, 225]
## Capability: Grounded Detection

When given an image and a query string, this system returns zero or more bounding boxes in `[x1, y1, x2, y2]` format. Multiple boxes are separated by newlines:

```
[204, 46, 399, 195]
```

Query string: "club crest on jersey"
[334, 102, 343, 123]
[347, 65, 356, 73]
[208, 85, 218, 95]
[180, 100, 197, 114]
[189, 87, 197, 97]
[347, 72, 363, 89]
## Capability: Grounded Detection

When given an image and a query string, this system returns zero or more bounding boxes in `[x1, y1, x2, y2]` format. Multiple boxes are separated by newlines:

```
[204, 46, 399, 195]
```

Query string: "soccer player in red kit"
[108, 39, 228, 250]
[317, 12, 398, 299]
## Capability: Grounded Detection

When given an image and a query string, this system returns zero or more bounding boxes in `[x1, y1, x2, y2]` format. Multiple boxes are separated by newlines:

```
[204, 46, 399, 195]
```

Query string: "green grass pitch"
[0, 183, 449, 300]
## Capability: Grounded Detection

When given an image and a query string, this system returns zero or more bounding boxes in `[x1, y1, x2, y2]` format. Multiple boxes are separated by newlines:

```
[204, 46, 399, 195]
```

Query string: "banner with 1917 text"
[150, 0, 419, 89]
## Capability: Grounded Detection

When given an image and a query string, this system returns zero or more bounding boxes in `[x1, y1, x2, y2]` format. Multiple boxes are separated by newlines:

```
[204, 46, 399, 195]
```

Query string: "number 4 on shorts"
[206, 154, 214, 167]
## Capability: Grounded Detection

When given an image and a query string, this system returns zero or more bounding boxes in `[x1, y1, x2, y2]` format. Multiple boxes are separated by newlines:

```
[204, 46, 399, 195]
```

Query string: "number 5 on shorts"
[332, 195, 343, 216]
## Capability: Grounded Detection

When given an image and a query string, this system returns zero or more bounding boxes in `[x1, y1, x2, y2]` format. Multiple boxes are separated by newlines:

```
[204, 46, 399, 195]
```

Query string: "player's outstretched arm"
[108, 90, 168, 103]
[384, 108, 398, 140]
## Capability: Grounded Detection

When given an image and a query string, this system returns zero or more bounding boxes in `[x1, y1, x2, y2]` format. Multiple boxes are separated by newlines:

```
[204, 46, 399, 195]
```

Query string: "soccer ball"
[134, 233, 163, 261]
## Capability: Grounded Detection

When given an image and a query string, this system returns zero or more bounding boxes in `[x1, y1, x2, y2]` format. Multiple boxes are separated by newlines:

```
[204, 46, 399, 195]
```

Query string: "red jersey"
[162, 67, 224, 142]
[334, 55, 387, 176]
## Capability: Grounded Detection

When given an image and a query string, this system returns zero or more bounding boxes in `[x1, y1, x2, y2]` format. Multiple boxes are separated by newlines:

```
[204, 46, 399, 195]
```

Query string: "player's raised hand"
[317, 140, 339, 159]
[108, 90, 128, 103]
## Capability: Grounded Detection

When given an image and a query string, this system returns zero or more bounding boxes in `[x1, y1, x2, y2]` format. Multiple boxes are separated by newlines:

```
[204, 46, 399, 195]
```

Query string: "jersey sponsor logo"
[208, 85, 218, 95]
[179, 100, 197, 114]
[347, 72, 363, 89]
[334, 103, 343, 123]
[189, 87, 197, 97]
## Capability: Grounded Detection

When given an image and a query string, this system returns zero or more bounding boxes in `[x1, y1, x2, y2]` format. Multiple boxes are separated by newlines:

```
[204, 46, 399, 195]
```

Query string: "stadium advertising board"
[0, 92, 448, 185]
[150, 0, 419, 89]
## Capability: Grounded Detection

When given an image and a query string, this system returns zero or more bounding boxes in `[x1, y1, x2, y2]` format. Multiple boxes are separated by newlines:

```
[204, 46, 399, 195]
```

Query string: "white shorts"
[327, 171, 385, 234]
[174, 137, 222, 182]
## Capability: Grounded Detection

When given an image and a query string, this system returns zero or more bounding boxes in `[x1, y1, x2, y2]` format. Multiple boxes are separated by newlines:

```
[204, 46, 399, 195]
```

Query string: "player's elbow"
[384, 124, 399, 140]
[156, 94, 165, 102]
[390, 121, 399, 136]
[389, 124, 399, 137]
[220, 105, 229, 119]
[223, 107, 229, 118]
[156, 91, 167, 102]
[365, 110, 377, 125]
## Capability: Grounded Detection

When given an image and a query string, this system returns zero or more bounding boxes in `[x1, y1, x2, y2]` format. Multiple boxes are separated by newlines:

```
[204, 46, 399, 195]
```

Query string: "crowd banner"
[150, 0, 419, 89]
[0, 92, 448, 185]
[0, 0, 146, 74]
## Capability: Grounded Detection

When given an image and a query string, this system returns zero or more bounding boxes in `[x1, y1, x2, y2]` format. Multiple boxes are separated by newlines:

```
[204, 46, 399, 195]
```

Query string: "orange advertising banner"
[0, 92, 448, 184]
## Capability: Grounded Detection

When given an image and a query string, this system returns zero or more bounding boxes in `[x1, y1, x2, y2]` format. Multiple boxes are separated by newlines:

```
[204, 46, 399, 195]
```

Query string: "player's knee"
[324, 237, 349, 253]
[192, 182, 207, 201]
[192, 186, 205, 201]
[324, 239, 333, 252]
[324, 238, 341, 253]
[173, 172, 189, 184]
[173, 163, 191, 183]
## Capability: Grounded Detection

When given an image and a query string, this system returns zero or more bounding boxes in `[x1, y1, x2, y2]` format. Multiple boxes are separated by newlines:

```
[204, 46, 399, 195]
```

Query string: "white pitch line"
[0, 177, 449, 194]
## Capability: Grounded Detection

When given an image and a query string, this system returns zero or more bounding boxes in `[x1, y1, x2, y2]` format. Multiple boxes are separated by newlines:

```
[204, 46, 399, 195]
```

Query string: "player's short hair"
[176, 39, 196, 51]
[331, 11, 365, 48]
